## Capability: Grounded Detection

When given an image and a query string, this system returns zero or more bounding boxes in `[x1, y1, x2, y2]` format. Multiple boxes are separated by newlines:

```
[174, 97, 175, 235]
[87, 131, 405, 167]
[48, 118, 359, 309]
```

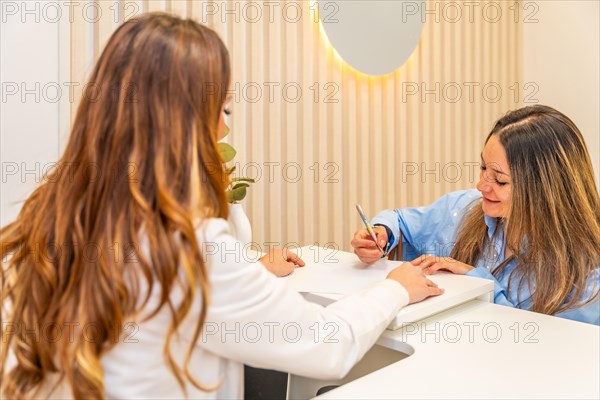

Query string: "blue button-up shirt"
[371, 189, 600, 325]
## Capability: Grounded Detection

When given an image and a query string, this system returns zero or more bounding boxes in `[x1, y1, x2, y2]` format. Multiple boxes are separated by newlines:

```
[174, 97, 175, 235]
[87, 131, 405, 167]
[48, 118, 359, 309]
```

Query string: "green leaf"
[227, 185, 247, 202]
[231, 177, 256, 183]
[232, 183, 250, 190]
[218, 142, 236, 163]
[222, 124, 231, 139]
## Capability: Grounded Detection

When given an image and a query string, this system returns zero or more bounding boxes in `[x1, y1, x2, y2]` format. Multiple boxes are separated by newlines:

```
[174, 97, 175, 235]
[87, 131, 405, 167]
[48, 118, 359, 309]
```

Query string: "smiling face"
[476, 135, 512, 218]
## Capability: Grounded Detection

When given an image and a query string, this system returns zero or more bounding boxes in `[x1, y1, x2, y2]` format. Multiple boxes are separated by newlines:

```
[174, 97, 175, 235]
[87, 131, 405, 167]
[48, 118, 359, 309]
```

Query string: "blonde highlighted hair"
[451, 105, 600, 314]
[2, 13, 230, 398]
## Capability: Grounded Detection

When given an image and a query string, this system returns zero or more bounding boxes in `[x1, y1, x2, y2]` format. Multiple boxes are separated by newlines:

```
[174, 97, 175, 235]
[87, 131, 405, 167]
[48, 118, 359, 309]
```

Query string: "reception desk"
[284, 248, 600, 399]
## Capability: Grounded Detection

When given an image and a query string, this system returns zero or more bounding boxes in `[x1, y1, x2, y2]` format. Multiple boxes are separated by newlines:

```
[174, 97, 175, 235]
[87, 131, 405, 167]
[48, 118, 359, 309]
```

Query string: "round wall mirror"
[318, 0, 425, 76]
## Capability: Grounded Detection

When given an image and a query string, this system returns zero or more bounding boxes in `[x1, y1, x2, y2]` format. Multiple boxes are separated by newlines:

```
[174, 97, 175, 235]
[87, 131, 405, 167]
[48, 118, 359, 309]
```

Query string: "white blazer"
[23, 218, 409, 399]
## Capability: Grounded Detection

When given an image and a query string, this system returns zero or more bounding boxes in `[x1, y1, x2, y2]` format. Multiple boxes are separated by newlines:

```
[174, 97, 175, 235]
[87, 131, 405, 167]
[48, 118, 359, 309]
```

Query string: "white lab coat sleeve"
[194, 219, 409, 380]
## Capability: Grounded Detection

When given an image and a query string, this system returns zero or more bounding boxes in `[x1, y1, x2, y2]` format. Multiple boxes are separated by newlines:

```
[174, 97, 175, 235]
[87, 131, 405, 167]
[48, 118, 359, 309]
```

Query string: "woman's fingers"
[351, 230, 380, 249]
[285, 250, 305, 266]
[412, 255, 453, 275]
[352, 237, 380, 249]
[425, 278, 439, 287]
[372, 226, 388, 248]
[351, 228, 387, 250]
[412, 254, 439, 269]
[353, 248, 380, 264]
[428, 285, 445, 296]
[351, 229, 385, 264]
[277, 262, 296, 277]
[425, 276, 445, 296]
[411, 254, 475, 275]
[424, 262, 445, 275]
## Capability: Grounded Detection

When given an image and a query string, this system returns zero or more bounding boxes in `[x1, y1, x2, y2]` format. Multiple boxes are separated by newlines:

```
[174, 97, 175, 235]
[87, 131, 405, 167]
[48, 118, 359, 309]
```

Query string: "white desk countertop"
[284, 247, 600, 400]
[316, 300, 600, 399]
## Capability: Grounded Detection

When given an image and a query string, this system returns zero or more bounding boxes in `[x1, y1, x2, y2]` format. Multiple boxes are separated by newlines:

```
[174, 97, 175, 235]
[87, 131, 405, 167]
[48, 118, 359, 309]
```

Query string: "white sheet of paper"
[282, 246, 495, 329]
[282, 245, 403, 294]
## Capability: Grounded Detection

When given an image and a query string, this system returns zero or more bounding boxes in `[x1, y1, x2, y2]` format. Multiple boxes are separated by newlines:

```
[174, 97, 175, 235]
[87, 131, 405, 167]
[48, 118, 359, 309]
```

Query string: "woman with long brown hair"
[1, 13, 443, 399]
[352, 105, 600, 325]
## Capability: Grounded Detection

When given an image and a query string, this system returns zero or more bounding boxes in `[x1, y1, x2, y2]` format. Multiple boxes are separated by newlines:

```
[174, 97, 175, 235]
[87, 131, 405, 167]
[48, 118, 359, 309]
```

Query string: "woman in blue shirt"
[352, 105, 600, 325]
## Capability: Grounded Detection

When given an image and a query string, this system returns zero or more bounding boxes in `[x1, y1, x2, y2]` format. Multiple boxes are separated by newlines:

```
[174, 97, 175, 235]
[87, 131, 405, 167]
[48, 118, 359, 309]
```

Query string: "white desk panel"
[316, 300, 600, 399]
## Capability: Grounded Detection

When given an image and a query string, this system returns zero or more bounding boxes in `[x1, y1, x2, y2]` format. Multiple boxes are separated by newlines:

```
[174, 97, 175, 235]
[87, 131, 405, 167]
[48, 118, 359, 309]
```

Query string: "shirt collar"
[483, 214, 499, 238]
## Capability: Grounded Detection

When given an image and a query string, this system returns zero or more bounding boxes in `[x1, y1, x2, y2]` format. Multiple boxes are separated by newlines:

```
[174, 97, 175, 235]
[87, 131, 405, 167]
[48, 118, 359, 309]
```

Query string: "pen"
[355, 204, 385, 254]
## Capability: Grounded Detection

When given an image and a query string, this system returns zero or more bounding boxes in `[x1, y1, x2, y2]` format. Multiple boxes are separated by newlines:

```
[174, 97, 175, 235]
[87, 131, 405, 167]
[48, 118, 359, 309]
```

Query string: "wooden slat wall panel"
[69, 0, 523, 252]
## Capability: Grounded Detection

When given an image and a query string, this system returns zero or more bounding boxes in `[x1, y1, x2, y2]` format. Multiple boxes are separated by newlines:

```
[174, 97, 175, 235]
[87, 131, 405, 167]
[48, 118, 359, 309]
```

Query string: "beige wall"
[68, 0, 523, 251]
[523, 0, 600, 187]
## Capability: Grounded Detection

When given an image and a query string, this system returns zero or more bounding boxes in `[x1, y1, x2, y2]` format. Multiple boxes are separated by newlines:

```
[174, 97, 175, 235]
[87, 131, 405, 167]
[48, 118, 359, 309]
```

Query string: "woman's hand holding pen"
[351, 226, 388, 264]
[260, 248, 305, 277]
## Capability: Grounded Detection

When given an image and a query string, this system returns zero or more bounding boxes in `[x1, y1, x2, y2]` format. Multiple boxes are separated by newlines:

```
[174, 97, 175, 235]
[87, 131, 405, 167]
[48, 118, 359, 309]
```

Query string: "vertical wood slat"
[284, 1, 300, 246]
[146, 0, 164, 13]
[247, 2, 266, 249]
[96, 1, 116, 61]
[265, 1, 282, 245]
[169, 0, 186, 17]
[370, 78, 383, 216]
[70, 0, 523, 252]
[69, 1, 88, 124]
[319, 14, 331, 246]
[315, 8, 328, 246]
[443, 0, 452, 195]
[302, 3, 317, 245]
[418, 10, 430, 206]
[383, 74, 395, 212]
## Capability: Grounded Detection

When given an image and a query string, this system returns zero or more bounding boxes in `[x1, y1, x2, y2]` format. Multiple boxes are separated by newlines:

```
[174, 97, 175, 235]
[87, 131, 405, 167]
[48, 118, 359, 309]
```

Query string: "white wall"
[0, 1, 70, 226]
[523, 0, 600, 187]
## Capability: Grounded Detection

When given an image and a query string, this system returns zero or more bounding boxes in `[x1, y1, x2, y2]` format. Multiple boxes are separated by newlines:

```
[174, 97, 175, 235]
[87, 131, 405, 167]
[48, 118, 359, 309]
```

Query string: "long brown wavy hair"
[451, 105, 600, 314]
[1, 13, 230, 398]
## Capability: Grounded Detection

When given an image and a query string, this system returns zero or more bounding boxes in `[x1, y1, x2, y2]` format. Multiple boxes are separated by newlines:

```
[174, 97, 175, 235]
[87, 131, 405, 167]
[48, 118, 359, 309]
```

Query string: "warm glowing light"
[311, 0, 370, 79]
[311, 0, 422, 81]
